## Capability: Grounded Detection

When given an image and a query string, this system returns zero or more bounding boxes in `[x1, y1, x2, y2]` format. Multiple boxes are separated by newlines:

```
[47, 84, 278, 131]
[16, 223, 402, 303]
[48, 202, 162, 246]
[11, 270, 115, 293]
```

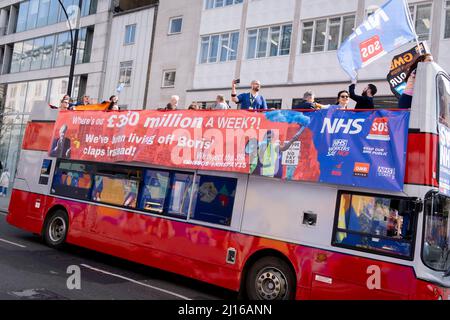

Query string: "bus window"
[438, 74, 450, 127]
[332, 192, 417, 259]
[139, 169, 170, 214]
[51, 161, 94, 200]
[167, 173, 193, 218]
[422, 193, 450, 272]
[39, 159, 52, 185]
[92, 165, 141, 209]
[190, 175, 237, 226]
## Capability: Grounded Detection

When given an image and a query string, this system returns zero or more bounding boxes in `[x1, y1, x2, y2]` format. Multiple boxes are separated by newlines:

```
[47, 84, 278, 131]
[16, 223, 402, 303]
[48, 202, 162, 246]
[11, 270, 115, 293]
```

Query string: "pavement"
[0, 212, 236, 300]
[0, 193, 10, 212]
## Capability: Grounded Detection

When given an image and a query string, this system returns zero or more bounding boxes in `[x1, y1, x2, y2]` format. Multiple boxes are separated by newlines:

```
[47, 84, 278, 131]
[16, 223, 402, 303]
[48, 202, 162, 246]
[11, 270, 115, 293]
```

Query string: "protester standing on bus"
[0, 168, 10, 197]
[292, 91, 318, 110]
[59, 99, 70, 110]
[187, 103, 199, 110]
[398, 53, 434, 109]
[336, 90, 350, 109]
[231, 79, 268, 110]
[166, 95, 179, 110]
[107, 95, 120, 110]
[76, 95, 91, 106]
[349, 81, 377, 109]
[213, 95, 230, 110]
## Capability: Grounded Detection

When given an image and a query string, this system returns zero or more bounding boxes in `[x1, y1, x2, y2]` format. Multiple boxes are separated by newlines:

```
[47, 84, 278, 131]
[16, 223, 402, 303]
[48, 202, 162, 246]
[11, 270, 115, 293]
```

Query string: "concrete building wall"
[146, 0, 203, 109]
[102, 5, 155, 108]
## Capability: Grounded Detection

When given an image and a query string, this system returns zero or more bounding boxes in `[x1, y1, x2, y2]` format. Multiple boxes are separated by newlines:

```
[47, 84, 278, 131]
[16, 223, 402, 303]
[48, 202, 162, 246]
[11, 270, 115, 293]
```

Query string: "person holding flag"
[338, 0, 419, 94]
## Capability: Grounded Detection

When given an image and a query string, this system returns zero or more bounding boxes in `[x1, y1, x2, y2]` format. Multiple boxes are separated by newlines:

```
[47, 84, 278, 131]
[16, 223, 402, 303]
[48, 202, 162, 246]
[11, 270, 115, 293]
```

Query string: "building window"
[169, 17, 183, 34]
[15, 0, 97, 33]
[119, 61, 133, 86]
[20, 40, 33, 72]
[16, 1, 30, 33]
[162, 70, 176, 88]
[301, 15, 355, 53]
[205, 0, 243, 10]
[77, 26, 94, 64]
[246, 24, 292, 59]
[444, 0, 450, 39]
[266, 99, 282, 109]
[409, 2, 432, 41]
[26, 0, 39, 30]
[10, 42, 23, 73]
[124, 24, 136, 45]
[332, 192, 417, 260]
[200, 31, 239, 63]
[9, 27, 92, 74]
[30, 37, 44, 71]
[54, 31, 72, 67]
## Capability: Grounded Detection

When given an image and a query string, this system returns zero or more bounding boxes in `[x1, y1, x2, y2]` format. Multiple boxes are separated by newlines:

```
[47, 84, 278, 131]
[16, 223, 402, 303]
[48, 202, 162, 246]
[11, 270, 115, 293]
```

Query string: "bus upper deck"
[5, 61, 450, 300]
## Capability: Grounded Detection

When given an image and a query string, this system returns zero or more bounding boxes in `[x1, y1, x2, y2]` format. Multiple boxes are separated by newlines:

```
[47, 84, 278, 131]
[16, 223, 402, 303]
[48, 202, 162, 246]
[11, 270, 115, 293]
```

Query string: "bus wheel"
[246, 256, 295, 300]
[43, 210, 68, 249]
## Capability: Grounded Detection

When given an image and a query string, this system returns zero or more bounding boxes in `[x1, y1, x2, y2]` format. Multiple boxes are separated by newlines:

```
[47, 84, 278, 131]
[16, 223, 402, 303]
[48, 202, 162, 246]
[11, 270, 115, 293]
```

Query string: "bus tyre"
[246, 256, 295, 300]
[43, 210, 68, 249]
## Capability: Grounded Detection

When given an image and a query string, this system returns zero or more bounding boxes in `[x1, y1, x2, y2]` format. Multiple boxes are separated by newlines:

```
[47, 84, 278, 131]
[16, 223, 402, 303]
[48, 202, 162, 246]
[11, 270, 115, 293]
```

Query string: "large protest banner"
[49, 109, 410, 192]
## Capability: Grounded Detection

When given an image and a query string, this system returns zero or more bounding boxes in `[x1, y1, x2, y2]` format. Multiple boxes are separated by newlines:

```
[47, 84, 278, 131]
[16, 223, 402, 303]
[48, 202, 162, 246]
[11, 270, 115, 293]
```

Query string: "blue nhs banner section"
[310, 109, 410, 192]
[439, 124, 450, 196]
[338, 0, 416, 79]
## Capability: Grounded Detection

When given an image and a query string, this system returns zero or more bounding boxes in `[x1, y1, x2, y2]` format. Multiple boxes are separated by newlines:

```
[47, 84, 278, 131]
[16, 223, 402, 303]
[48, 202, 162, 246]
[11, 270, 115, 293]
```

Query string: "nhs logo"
[320, 118, 365, 135]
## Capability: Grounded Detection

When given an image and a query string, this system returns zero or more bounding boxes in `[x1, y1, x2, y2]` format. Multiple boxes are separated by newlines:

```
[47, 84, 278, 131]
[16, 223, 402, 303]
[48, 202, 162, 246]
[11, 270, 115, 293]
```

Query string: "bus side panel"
[51, 195, 243, 292]
[310, 248, 413, 299]
[7, 189, 44, 235]
[409, 279, 448, 300]
[231, 234, 316, 299]
[404, 132, 438, 187]
[9, 191, 446, 299]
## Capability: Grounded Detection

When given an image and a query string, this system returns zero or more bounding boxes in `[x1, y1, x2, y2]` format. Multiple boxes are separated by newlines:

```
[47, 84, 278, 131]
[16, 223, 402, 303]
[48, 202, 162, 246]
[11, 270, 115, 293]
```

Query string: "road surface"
[0, 212, 236, 300]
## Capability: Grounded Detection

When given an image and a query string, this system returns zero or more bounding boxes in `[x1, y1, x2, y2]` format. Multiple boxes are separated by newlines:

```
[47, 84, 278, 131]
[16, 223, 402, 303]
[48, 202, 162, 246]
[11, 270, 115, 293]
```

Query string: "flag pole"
[415, 36, 423, 55]
[403, 0, 423, 55]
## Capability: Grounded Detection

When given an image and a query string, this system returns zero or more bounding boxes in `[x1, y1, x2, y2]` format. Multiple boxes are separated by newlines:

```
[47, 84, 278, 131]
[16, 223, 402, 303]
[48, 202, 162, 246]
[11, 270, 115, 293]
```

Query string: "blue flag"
[338, 0, 417, 79]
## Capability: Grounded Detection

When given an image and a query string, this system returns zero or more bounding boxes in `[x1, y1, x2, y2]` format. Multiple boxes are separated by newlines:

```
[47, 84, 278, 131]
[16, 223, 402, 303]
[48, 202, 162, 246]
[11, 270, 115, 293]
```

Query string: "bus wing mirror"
[414, 199, 423, 213]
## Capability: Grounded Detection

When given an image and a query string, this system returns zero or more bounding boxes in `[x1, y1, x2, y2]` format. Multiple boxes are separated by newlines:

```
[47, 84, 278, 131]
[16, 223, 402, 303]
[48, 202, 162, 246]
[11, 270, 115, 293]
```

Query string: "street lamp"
[58, 0, 83, 98]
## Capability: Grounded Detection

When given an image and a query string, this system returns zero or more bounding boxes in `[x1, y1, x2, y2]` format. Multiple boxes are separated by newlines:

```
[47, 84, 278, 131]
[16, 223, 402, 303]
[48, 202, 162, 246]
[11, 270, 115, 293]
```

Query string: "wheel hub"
[256, 268, 288, 300]
[49, 217, 66, 242]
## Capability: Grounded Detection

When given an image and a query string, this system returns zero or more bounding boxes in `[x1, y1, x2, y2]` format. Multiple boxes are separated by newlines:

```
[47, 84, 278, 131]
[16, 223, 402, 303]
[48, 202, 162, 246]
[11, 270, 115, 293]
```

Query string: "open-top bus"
[6, 62, 450, 300]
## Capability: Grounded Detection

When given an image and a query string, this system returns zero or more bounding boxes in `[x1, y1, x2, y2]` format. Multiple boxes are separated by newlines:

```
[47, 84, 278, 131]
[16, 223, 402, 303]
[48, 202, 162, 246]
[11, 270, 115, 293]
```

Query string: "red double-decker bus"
[6, 62, 450, 300]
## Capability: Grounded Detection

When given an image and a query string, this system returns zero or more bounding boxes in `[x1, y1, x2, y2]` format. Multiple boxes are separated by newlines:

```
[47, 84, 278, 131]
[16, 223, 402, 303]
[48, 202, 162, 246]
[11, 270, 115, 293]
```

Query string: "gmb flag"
[338, 0, 417, 80]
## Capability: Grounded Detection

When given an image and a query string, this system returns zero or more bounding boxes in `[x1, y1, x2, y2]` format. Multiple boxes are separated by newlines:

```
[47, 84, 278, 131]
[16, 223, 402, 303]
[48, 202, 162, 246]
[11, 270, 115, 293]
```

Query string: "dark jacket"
[292, 101, 316, 110]
[50, 137, 71, 158]
[349, 84, 374, 109]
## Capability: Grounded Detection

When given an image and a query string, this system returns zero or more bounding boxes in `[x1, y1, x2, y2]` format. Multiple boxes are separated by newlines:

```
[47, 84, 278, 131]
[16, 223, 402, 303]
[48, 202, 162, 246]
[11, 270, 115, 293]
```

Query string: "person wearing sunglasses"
[336, 90, 350, 109]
